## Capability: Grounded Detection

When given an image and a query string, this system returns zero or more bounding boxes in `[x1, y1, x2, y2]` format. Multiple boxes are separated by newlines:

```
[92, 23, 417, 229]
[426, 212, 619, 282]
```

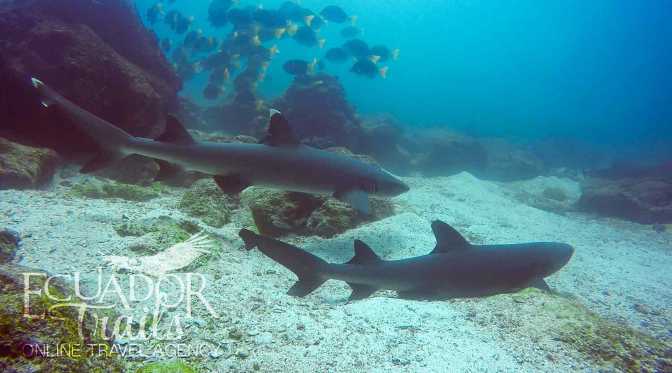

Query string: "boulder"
[0, 137, 60, 189]
[0, 0, 180, 154]
[478, 138, 545, 181]
[272, 74, 363, 149]
[0, 229, 20, 263]
[578, 177, 672, 224]
[242, 188, 395, 238]
[411, 130, 487, 177]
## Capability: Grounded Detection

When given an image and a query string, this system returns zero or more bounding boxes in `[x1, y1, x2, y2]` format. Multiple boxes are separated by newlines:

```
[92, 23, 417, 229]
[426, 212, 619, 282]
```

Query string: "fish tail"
[239, 229, 330, 297]
[30, 77, 134, 173]
[379, 66, 389, 79]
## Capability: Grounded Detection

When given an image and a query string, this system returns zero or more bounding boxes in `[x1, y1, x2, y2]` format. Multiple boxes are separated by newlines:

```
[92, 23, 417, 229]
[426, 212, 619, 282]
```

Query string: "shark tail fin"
[30, 77, 133, 173]
[238, 229, 329, 297]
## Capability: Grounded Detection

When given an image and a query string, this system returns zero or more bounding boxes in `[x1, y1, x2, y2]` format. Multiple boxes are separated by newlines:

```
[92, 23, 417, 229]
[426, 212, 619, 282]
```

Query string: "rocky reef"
[0, 137, 59, 189]
[0, 263, 125, 372]
[0, 0, 180, 187]
[272, 74, 364, 149]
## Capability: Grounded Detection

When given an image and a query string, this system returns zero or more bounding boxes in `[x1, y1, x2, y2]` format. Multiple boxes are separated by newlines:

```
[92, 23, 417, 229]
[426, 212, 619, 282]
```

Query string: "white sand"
[1, 171, 670, 372]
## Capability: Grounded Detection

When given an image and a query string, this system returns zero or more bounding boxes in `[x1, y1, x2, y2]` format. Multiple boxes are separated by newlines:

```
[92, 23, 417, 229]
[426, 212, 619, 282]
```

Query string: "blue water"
[137, 0, 672, 158]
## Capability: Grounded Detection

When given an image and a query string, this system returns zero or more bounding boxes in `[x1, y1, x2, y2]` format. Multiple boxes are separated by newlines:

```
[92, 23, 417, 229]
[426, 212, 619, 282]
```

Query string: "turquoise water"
[137, 0, 672, 153]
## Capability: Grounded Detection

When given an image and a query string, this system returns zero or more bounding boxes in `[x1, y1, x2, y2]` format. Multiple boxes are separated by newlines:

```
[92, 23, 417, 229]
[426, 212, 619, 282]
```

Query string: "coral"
[69, 179, 160, 202]
[0, 137, 60, 190]
[0, 263, 125, 372]
[177, 179, 232, 228]
[135, 360, 197, 373]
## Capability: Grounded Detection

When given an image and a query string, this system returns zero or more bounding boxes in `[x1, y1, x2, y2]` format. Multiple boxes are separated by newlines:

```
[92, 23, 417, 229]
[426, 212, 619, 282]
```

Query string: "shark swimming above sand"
[239, 220, 574, 301]
[30, 77, 408, 213]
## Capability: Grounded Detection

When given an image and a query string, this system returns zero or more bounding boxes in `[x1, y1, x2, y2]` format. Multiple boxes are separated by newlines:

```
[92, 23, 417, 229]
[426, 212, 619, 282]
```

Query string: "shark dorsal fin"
[157, 115, 195, 145]
[260, 109, 300, 146]
[347, 240, 382, 265]
[430, 220, 470, 254]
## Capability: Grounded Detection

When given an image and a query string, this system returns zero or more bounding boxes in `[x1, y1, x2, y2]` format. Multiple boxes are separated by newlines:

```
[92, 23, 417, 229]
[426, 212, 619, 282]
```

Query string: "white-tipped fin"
[269, 108, 281, 117]
[31, 77, 44, 88]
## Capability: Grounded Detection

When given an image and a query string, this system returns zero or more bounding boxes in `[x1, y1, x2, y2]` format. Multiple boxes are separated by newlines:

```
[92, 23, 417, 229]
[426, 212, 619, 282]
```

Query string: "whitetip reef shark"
[239, 220, 574, 301]
[30, 77, 408, 213]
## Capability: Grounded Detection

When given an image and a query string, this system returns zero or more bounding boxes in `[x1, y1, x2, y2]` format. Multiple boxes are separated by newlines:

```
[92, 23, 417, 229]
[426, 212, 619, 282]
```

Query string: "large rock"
[242, 188, 395, 238]
[0, 229, 19, 263]
[478, 138, 545, 181]
[272, 74, 363, 149]
[0, 137, 59, 189]
[358, 115, 413, 174]
[411, 130, 487, 177]
[0, 0, 180, 154]
[578, 177, 672, 224]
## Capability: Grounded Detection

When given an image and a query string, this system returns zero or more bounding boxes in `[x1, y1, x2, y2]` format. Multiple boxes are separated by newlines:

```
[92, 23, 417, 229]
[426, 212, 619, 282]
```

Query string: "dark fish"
[325, 47, 348, 63]
[201, 50, 231, 71]
[209, 67, 230, 85]
[279, 1, 312, 22]
[228, 7, 255, 28]
[320, 5, 348, 23]
[160, 38, 172, 52]
[343, 38, 369, 58]
[175, 14, 192, 34]
[208, 0, 233, 27]
[183, 30, 200, 49]
[194, 35, 218, 54]
[340, 25, 361, 39]
[370, 45, 391, 62]
[351, 58, 387, 79]
[293, 26, 318, 47]
[164, 10, 179, 29]
[283, 59, 310, 75]
[253, 8, 286, 29]
[306, 13, 325, 30]
[146, 2, 163, 25]
[203, 83, 223, 100]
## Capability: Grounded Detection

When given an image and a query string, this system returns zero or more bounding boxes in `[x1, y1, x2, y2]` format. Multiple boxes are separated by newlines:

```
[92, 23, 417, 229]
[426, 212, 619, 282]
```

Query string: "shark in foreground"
[239, 221, 574, 301]
[30, 78, 408, 214]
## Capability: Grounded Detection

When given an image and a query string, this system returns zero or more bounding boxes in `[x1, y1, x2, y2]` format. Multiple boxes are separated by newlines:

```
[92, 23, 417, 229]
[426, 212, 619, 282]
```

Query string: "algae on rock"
[70, 178, 161, 202]
[177, 179, 232, 228]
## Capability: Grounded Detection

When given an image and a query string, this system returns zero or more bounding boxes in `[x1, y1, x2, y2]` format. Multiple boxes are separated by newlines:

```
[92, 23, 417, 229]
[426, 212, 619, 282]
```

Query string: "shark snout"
[376, 173, 410, 197]
[542, 242, 574, 274]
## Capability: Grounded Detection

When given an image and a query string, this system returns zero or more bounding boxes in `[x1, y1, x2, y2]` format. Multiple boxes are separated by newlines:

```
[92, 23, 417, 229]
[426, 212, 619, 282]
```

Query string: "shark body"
[30, 78, 408, 212]
[239, 221, 574, 300]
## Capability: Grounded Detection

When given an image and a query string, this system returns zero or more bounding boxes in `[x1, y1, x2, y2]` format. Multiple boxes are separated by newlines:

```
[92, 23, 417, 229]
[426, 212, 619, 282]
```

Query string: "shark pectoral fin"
[287, 276, 327, 297]
[213, 174, 251, 195]
[347, 283, 378, 301]
[261, 109, 300, 146]
[154, 160, 186, 181]
[347, 240, 382, 264]
[430, 220, 471, 254]
[80, 152, 124, 173]
[530, 278, 551, 292]
[334, 189, 369, 215]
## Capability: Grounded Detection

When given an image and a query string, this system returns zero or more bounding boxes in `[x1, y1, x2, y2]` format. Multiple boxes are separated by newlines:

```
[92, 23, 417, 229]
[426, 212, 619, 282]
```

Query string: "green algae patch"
[135, 360, 198, 373]
[114, 216, 200, 255]
[0, 264, 125, 372]
[177, 179, 232, 228]
[477, 288, 672, 371]
[69, 179, 160, 202]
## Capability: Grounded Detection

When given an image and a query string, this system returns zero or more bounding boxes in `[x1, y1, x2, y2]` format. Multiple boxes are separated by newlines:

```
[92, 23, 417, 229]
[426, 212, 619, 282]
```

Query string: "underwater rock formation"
[578, 177, 672, 224]
[0, 263, 125, 372]
[358, 115, 413, 174]
[177, 178, 233, 228]
[478, 139, 545, 181]
[242, 188, 395, 238]
[272, 74, 363, 149]
[0, 0, 180, 154]
[0, 229, 19, 263]
[410, 130, 488, 177]
[0, 137, 59, 189]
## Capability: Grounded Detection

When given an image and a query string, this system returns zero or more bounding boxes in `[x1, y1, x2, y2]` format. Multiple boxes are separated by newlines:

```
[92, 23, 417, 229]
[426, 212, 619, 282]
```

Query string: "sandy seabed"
[1, 171, 670, 372]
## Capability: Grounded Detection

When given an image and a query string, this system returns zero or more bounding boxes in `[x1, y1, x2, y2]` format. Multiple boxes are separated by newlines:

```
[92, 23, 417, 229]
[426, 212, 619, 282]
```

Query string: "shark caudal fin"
[30, 77, 133, 173]
[239, 229, 329, 297]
